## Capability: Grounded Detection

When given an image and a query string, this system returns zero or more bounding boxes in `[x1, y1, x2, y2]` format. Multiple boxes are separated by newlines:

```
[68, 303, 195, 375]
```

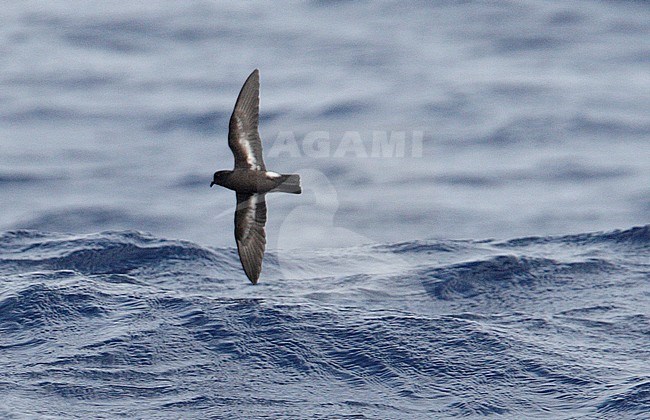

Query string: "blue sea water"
[1, 227, 649, 418]
[1, 0, 649, 418]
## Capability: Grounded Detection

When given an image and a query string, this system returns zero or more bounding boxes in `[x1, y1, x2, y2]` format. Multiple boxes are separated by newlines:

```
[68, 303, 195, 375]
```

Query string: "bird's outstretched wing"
[228, 69, 266, 171]
[234, 192, 267, 284]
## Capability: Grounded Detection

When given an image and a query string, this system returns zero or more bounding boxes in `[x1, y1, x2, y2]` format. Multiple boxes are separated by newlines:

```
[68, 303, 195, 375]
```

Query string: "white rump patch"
[266, 171, 281, 179]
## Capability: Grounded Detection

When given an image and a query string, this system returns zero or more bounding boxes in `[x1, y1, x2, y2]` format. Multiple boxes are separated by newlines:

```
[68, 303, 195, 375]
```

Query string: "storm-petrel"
[210, 69, 301, 284]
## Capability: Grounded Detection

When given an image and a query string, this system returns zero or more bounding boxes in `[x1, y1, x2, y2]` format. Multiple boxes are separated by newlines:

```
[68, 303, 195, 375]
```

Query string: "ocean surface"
[1, 0, 649, 418]
[1, 227, 649, 418]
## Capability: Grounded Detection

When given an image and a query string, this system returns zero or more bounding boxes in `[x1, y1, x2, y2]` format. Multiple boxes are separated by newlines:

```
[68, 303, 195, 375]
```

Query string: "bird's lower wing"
[234, 193, 267, 284]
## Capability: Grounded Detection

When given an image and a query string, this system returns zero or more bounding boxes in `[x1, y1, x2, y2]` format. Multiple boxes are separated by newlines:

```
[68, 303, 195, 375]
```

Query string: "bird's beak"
[210, 181, 215, 188]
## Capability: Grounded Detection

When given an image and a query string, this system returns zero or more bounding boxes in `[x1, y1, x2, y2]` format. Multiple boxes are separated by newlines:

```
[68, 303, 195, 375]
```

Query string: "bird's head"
[210, 171, 230, 188]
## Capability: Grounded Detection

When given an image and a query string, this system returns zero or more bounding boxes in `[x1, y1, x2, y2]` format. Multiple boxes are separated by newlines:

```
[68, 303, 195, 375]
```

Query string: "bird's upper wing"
[234, 192, 267, 284]
[228, 69, 266, 171]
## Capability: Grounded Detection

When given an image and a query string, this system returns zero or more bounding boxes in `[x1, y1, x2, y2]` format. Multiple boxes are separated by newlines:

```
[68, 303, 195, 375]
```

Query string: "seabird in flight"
[210, 69, 301, 284]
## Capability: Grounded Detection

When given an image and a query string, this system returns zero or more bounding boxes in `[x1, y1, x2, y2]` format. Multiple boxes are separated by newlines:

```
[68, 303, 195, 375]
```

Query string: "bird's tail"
[271, 174, 301, 194]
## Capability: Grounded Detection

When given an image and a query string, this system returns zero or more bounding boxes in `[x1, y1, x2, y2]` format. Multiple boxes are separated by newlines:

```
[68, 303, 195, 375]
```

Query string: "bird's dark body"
[213, 170, 301, 194]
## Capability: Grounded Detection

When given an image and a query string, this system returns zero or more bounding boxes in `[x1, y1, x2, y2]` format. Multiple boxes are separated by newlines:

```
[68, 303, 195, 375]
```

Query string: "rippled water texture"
[1, 227, 649, 417]
[1, 0, 649, 418]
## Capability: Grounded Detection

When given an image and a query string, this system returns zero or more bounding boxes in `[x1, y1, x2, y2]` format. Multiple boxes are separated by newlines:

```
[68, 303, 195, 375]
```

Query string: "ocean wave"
[1, 225, 646, 281]
[421, 255, 561, 300]
[0, 230, 233, 277]
[495, 225, 650, 248]
[598, 380, 650, 415]
[1, 227, 648, 417]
